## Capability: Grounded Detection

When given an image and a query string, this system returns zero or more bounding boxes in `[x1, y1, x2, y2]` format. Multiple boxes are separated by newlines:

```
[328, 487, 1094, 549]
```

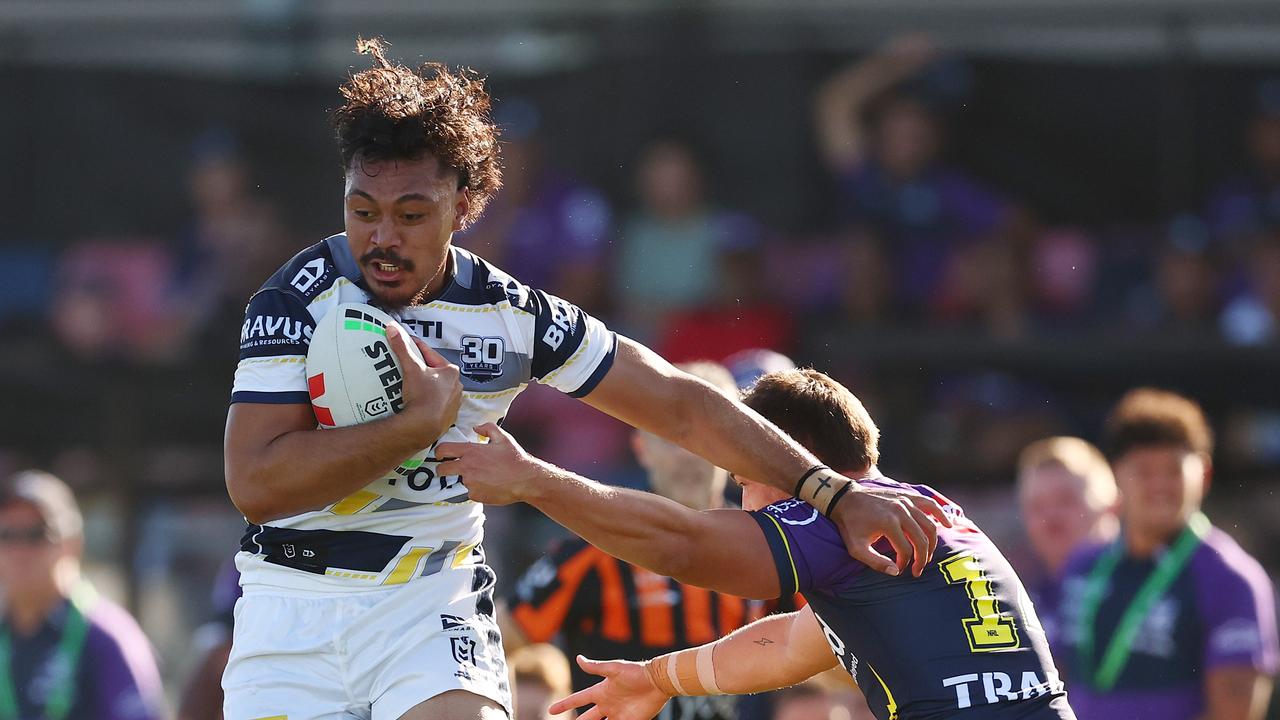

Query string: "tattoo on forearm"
[753, 637, 775, 647]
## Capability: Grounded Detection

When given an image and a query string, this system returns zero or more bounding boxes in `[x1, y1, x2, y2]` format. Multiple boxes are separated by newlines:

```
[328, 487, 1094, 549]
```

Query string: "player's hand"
[548, 656, 669, 720]
[435, 422, 544, 505]
[386, 323, 461, 444]
[829, 482, 952, 577]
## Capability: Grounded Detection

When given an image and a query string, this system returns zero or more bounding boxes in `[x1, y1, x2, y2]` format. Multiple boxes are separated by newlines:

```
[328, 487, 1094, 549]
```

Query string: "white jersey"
[230, 234, 616, 593]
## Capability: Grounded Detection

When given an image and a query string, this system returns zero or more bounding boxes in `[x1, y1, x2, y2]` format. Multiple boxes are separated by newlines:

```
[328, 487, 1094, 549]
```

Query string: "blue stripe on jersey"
[231, 390, 311, 404]
[749, 511, 801, 596]
[567, 332, 618, 398]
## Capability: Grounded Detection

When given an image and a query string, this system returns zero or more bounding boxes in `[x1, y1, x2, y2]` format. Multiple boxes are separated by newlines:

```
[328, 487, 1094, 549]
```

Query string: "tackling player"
[222, 38, 946, 720]
[438, 369, 1075, 719]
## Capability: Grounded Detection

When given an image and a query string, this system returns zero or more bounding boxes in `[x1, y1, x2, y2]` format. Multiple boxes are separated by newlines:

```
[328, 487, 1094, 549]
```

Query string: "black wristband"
[824, 482, 853, 518]
[794, 464, 830, 497]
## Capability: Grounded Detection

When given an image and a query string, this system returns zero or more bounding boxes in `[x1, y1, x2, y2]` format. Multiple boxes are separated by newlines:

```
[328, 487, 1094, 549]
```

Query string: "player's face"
[1018, 465, 1106, 572]
[344, 155, 470, 310]
[1113, 446, 1207, 539]
[733, 474, 789, 512]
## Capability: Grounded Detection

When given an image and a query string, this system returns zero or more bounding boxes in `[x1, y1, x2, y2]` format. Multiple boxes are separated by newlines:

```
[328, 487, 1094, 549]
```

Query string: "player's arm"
[1203, 667, 1272, 720]
[225, 324, 461, 524]
[581, 336, 947, 576]
[437, 424, 783, 599]
[548, 606, 837, 720]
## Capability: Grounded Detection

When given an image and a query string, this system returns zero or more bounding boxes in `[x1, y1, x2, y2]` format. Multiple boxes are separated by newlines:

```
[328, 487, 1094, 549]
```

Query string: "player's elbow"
[225, 468, 285, 525]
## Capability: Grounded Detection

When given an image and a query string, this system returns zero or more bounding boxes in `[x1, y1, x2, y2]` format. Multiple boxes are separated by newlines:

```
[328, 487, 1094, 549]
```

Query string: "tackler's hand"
[435, 422, 544, 505]
[829, 482, 951, 577]
[548, 656, 669, 720]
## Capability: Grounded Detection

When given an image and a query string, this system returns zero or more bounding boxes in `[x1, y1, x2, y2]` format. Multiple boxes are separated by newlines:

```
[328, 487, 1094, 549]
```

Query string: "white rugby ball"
[305, 302, 424, 428]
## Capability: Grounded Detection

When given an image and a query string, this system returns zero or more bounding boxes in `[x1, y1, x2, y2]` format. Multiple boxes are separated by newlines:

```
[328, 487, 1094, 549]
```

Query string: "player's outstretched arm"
[225, 324, 461, 524]
[579, 337, 949, 577]
[549, 606, 837, 720]
[437, 424, 782, 599]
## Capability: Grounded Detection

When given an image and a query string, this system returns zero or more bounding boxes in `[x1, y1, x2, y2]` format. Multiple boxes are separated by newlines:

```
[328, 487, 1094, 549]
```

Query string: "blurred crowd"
[1, 33, 1279, 719]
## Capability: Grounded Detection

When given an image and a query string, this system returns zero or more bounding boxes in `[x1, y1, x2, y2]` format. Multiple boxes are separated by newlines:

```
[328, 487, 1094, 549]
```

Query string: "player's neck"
[4, 577, 68, 635]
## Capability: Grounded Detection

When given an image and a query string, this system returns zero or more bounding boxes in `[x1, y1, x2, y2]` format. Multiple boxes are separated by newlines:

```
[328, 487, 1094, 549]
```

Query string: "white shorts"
[223, 563, 511, 720]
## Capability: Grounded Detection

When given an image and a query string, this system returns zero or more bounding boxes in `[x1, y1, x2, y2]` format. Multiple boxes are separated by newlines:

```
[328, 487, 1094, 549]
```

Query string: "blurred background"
[2, 0, 1280, 713]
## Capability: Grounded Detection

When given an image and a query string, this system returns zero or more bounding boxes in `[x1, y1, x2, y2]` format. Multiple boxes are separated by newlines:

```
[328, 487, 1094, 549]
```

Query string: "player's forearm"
[520, 463, 707, 582]
[648, 612, 835, 697]
[226, 413, 428, 523]
[677, 380, 819, 496]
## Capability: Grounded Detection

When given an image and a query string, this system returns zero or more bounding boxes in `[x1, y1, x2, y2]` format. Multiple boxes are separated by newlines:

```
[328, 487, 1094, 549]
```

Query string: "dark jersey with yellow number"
[750, 478, 1075, 720]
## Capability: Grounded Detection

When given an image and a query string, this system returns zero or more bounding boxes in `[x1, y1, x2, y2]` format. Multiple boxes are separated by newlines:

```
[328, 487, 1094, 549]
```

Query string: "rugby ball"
[305, 302, 424, 428]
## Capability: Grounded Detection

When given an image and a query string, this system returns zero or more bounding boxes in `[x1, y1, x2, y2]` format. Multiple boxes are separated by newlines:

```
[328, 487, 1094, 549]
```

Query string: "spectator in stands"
[616, 138, 758, 341]
[171, 128, 291, 359]
[0, 470, 165, 720]
[459, 99, 614, 312]
[1016, 436, 1119, 645]
[1055, 389, 1279, 719]
[655, 217, 795, 363]
[508, 643, 573, 720]
[1206, 78, 1280, 253]
[1220, 231, 1280, 345]
[814, 33, 1012, 319]
[502, 362, 792, 720]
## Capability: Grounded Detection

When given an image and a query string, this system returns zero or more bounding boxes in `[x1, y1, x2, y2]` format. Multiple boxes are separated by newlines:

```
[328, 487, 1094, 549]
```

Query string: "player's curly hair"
[1103, 387, 1214, 461]
[332, 37, 501, 229]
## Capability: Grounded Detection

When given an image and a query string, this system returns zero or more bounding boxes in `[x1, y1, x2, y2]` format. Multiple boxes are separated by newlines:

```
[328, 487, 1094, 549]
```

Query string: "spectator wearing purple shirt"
[1206, 79, 1280, 253]
[0, 470, 165, 720]
[1054, 389, 1279, 720]
[814, 34, 1011, 319]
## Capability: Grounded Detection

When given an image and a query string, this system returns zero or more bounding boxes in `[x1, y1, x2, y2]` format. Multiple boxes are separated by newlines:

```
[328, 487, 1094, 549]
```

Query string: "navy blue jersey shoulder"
[237, 236, 354, 362]
[453, 248, 616, 387]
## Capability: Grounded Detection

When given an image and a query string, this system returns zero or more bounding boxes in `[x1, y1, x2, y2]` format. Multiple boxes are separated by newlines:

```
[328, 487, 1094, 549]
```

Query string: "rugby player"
[222, 39, 946, 720]
[438, 369, 1074, 719]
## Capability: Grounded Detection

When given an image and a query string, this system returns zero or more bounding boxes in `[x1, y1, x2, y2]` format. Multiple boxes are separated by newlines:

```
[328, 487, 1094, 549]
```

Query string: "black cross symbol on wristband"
[817, 475, 832, 491]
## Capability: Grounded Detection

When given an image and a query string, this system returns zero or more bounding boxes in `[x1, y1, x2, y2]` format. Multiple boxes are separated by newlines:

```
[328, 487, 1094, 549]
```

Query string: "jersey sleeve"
[524, 288, 617, 397]
[508, 540, 604, 643]
[230, 289, 316, 404]
[1196, 545, 1280, 675]
[748, 498, 864, 598]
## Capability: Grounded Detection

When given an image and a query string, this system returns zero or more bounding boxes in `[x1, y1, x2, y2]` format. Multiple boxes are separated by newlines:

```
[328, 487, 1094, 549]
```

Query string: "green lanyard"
[0, 584, 97, 720]
[1076, 512, 1209, 692]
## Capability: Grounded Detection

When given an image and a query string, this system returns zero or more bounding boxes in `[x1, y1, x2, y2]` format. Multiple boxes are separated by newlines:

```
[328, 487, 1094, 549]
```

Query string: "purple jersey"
[1053, 525, 1280, 719]
[5, 596, 165, 720]
[749, 478, 1073, 720]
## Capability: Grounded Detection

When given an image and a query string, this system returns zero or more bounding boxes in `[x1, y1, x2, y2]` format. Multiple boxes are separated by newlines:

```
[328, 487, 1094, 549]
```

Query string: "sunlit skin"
[343, 155, 470, 310]
[1018, 464, 1117, 576]
[1112, 445, 1209, 558]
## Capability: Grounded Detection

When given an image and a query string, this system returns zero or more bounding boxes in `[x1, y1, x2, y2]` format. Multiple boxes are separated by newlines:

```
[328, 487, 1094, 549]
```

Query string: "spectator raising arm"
[814, 33, 939, 173]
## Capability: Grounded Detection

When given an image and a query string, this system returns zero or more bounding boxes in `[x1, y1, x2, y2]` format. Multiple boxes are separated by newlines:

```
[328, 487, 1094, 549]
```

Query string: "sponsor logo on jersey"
[441, 614, 470, 633]
[942, 671, 1059, 709]
[541, 296, 575, 351]
[240, 315, 314, 346]
[291, 257, 328, 293]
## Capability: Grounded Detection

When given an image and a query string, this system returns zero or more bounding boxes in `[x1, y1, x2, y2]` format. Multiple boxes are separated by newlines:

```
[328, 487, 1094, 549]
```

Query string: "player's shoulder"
[437, 245, 549, 315]
[758, 496, 827, 527]
[255, 234, 360, 306]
